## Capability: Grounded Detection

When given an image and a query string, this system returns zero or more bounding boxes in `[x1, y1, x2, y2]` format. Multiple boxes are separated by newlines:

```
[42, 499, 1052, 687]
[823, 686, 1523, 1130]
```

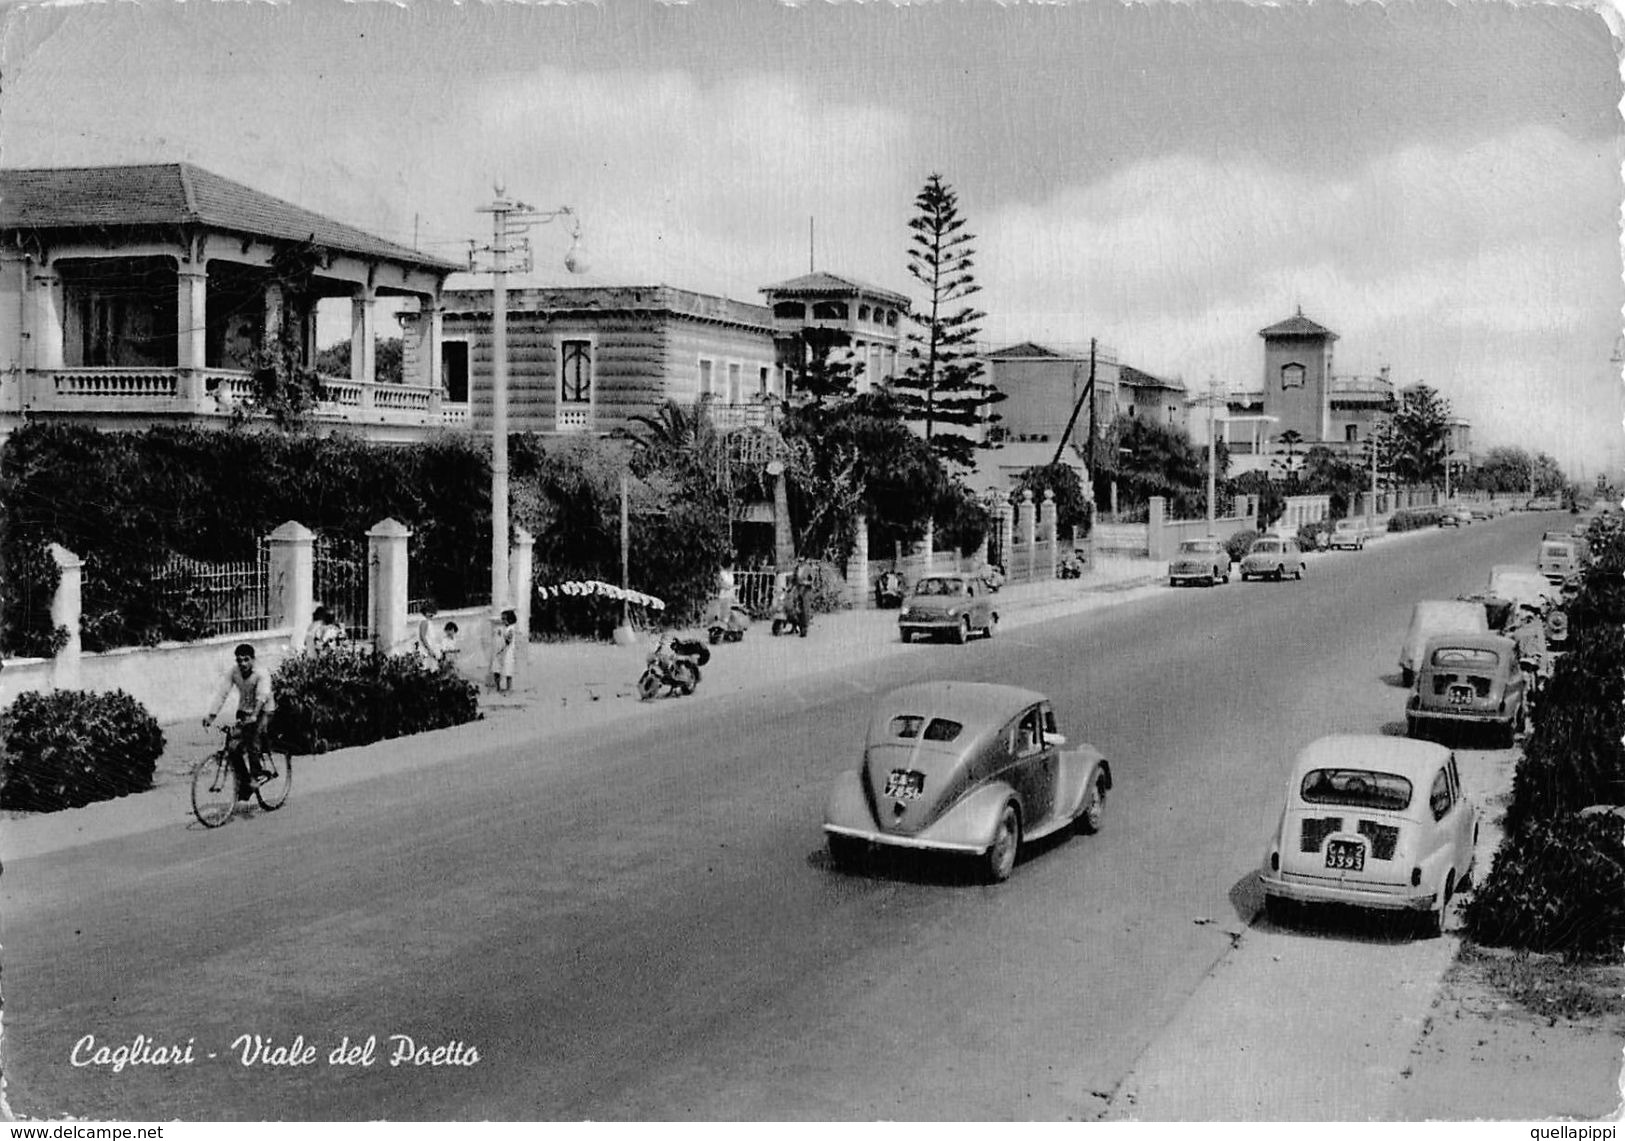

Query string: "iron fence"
[314, 534, 370, 643]
[151, 545, 272, 639]
[729, 570, 780, 619]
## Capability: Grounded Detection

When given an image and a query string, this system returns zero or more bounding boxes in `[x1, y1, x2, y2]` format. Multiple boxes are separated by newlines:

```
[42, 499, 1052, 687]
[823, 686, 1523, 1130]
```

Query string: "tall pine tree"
[896, 173, 1004, 468]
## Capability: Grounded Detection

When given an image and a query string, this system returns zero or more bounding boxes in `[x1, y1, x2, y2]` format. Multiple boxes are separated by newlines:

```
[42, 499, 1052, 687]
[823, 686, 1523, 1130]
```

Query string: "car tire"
[1401, 667, 1416, 689]
[953, 617, 969, 645]
[1421, 872, 1455, 939]
[1169, 578, 1179, 588]
[1077, 775, 1107, 835]
[827, 833, 865, 873]
[1275, 564, 1285, 581]
[984, 803, 1020, 883]
[1295, 563, 1305, 580]
[984, 613, 997, 639]
[899, 628, 912, 643]
[1514, 702, 1527, 738]
[1499, 715, 1517, 749]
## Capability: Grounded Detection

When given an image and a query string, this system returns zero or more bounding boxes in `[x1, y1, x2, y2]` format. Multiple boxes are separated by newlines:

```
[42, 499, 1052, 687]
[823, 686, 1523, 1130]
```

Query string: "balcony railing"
[705, 397, 780, 431]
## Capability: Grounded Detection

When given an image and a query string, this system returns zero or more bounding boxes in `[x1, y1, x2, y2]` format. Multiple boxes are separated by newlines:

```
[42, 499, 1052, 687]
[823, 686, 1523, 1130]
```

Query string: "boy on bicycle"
[202, 643, 277, 784]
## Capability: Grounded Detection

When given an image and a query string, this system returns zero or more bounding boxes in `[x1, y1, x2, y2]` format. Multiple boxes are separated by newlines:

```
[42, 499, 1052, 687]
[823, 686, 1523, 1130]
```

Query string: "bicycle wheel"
[254, 746, 293, 812]
[191, 751, 237, 828]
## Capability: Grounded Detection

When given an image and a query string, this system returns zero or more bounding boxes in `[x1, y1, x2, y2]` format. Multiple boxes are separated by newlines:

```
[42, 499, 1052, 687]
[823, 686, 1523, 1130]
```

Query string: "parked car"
[1406, 633, 1528, 747]
[1238, 536, 1307, 582]
[823, 682, 1112, 882]
[1438, 504, 1474, 527]
[1486, 564, 1561, 609]
[1526, 496, 1562, 511]
[1328, 520, 1369, 550]
[1467, 504, 1494, 521]
[1536, 536, 1586, 583]
[1259, 735, 1478, 937]
[1398, 599, 1489, 688]
[1482, 564, 1568, 647]
[897, 572, 998, 644]
[1168, 538, 1232, 586]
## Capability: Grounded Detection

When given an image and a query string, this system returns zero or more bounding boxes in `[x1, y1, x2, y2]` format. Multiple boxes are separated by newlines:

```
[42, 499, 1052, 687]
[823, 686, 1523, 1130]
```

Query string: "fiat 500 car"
[1398, 599, 1488, 688]
[898, 573, 997, 643]
[824, 682, 1112, 882]
[1259, 735, 1478, 936]
[1239, 536, 1306, 581]
[1168, 538, 1232, 586]
[1328, 520, 1368, 550]
[1406, 633, 1527, 747]
[1536, 536, 1586, 584]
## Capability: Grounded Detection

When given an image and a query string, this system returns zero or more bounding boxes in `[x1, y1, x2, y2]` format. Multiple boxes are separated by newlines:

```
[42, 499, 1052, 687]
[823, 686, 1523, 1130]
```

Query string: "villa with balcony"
[0, 163, 463, 443]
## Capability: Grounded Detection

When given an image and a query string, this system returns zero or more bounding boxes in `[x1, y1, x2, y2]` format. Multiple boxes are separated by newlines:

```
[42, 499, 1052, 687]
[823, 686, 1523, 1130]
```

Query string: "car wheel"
[1077, 775, 1107, 835]
[827, 834, 865, 873]
[984, 613, 997, 639]
[1169, 578, 1179, 588]
[1499, 715, 1518, 749]
[1275, 564, 1285, 581]
[953, 616, 969, 645]
[1295, 563, 1305, 580]
[984, 803, 1020, 883]
[899, 628, 912, 643]
[1421, 871, 1455, 939]
[1514, 702, 1527, 738]
[1401, 667, 1416, 689]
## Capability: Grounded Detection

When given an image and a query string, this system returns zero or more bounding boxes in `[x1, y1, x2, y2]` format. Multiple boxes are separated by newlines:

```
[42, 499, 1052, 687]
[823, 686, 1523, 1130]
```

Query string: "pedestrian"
[440, 620, 462, 674]
[414, 599, 442, 666]
[490, 608, 519, 692]
[310, 605, 346, 652]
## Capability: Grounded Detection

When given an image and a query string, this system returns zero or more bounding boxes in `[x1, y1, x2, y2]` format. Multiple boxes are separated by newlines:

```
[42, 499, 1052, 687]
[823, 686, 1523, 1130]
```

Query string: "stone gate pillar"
[48, 543, 82, 690]
[510, 526, 535, 672]
[367, 518, 412, 654]
[267, 521, 316, 648]
[847, 513, 870, 606]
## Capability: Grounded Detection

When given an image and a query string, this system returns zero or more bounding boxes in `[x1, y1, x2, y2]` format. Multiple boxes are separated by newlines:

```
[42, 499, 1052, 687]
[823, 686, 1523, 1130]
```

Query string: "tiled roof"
[0, 163, 463, 273]
[1118, 364, 1186, 392]
[1258, 311, 1339, 340]
[986, 341, 1062, 359]
[441, 285, 773, 329]
[760, 270, 911, 307]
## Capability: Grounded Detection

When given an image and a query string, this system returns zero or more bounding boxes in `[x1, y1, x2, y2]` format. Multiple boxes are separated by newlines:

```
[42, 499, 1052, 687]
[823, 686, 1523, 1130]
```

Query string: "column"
[1041, 490, 1058, 577]
[48, 542, 82, 690]
[922, 518, 935, 574]
[847, 513, 870, 607]
[998, 499, 1014, 572]
[266, 521, 315, 647]
[1018, 490, 1036, 581]
[772, 471, 795, 568]
[176, 264, 207, 372]
[32, 265, 65, 371]
[509, 527, 534, 674]
[366, 518, 412, 654]
[351, 287, 377, 383]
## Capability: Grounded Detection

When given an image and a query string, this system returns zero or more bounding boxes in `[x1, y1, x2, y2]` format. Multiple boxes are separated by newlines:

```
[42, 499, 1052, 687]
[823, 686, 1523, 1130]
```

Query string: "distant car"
[1468, 504, 1494, 521]
[1438, 505, 1474, 527]
[823, 682, 1113, 882]
[1483, 564, 1568, 647]
[1536, 537, 1585, 583]
[1168, 538, 1232, 586]
[1398, 600, 1489, 688]
[1239, 537, 1307, 582]
[1259, 735, 1478, 937]
[1406, 634, 1528, 747]
[1328, 520, 1369, 550]
[1526, 496, 1561, 511]
[898, 572, 998, 644]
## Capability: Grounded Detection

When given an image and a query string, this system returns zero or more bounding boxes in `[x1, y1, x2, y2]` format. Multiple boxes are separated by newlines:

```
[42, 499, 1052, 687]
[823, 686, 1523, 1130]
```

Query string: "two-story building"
[0, 163, 462, 442]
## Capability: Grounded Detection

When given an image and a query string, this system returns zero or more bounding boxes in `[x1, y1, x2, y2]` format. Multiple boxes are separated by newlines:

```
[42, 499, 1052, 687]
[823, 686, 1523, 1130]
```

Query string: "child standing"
[490, 609, 519, 693]
[440, 620, 461, 674]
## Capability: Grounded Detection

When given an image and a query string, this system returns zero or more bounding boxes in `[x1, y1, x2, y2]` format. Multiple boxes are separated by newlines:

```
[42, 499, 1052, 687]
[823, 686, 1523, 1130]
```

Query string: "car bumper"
[1169, 568, 1220, 582]
[1259, 872, 1435, 912]
[899, 617, 966, 633]
[822, 822, 983, 855]
[1408, 705, 1507, 729]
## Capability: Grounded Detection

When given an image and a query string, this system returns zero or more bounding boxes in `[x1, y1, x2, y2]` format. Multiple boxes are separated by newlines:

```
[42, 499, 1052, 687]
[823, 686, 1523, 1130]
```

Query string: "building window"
[1281, 362, 1305, 389]
[811, 300, 848, 321]
[759, 365, 771, 395]
[1346, 424, 1359, 443]
[560, 339, 592, 404]
[727, 362, 742, 404]
[441, 341, 469, 403]
[859, 305, 870, 322]
[773, 301, 805, 320]
[699, 358, 715, 398]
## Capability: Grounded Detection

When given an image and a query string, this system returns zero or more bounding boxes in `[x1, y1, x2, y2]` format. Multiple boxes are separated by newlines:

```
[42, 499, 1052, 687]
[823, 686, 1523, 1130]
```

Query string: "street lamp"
[473, 188, 588, 612]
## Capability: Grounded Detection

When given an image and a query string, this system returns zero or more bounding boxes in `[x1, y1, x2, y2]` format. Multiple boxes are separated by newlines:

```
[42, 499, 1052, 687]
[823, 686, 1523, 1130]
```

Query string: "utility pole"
[472, 188, 586, 613]
[1367, 419, 1380, 539]
[1206, 375, 1219, 536]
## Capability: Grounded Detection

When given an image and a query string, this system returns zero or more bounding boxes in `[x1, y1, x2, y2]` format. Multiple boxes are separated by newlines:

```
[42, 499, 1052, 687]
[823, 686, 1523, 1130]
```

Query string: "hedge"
[0, 689, 165, 811]
[271, 649, 481, 755]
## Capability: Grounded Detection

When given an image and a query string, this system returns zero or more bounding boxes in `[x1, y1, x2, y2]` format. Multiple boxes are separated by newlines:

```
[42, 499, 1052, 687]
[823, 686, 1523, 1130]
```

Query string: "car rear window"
[1179, 541, 1217, 553]
[1251, 541, 1282, 553]
[913, 578, 965, 596]
[1300, 768, 1413, 811]
[1541, 543, 1573, 559]
[889, 715, 963, 742]
[1430, 646, 1501, 668]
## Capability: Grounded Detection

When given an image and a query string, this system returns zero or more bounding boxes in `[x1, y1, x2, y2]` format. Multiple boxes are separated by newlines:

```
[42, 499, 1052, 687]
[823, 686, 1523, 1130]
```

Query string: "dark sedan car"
[898, 573, 998, 644]
[1406, 633, 1527, 747]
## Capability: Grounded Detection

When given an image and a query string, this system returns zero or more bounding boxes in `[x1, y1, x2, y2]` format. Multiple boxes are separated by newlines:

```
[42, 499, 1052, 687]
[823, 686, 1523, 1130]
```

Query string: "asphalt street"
[0, 512, 1559, 1120]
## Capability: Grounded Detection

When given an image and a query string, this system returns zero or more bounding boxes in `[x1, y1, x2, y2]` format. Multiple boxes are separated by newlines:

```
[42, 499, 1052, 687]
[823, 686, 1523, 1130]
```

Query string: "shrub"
[0, 689, 165, 811]
[1387, 508, 1442, 532]
[272, 650, 480, 755]
[1463, 812, 1625, 958]
[1223, 530, 1258, 563]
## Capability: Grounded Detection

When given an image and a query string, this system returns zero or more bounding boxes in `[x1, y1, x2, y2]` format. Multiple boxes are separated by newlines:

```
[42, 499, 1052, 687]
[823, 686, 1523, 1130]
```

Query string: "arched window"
[811, 301, 849, 321]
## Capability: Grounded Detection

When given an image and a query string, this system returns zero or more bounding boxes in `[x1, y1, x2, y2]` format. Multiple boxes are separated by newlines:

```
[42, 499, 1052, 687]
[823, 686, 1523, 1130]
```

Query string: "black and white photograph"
[0, 0, 1621, 1124]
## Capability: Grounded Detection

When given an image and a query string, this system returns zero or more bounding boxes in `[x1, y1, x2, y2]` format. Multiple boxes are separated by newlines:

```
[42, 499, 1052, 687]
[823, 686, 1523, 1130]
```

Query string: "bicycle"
[191, 723, 293, 828]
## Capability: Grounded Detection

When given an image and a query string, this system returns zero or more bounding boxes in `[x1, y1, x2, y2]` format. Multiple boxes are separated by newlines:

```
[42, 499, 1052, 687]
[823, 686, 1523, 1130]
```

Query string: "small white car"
[1328, 520, 1368, 550]
[1168, 538, 1233, 586]
[1239, 537, 1307, 582]
[1259, 735, 1479, 937]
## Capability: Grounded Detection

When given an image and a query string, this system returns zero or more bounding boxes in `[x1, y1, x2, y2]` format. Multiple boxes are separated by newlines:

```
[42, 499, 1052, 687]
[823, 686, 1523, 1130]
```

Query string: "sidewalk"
[0, 555, 1167, 861]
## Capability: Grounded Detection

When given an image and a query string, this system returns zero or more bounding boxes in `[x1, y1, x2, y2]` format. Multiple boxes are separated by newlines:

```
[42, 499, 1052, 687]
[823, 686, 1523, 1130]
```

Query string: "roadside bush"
[1223, 530, 1258, 563]
[1463, 812, 1625, 958]
[1387, 508, 1442, 532]
[1296, 520, 1333, 551]
[0, 689, 164, 811]
[272, 650, 480, 755]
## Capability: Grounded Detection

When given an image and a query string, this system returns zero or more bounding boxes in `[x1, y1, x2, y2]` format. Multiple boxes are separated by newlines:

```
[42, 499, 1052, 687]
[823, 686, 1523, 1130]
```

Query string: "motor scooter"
[704, 596, 752, 644]
[638, 636, 710, 700]
[769, 571, 813, 637]
[873, 569, 907, 609]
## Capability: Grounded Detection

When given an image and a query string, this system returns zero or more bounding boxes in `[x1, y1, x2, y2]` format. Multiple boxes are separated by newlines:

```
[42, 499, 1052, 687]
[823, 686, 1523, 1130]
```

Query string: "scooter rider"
[789, 559, 816, 637]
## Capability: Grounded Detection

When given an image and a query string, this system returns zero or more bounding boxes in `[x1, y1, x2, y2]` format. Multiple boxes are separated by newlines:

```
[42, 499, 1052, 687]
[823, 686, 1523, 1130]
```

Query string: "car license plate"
[1325, 840, 1365, 871]
[1448, 686, 1472, 706]
[884, 769, 925, 800]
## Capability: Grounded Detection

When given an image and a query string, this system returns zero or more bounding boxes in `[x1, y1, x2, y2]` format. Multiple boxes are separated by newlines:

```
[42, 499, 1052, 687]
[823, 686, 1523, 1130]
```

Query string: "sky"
[2, 0, 1622, 479]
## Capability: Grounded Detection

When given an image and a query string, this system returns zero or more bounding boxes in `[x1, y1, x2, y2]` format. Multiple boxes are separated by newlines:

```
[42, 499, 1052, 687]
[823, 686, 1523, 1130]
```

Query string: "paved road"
[0, 513, 1558, 1120]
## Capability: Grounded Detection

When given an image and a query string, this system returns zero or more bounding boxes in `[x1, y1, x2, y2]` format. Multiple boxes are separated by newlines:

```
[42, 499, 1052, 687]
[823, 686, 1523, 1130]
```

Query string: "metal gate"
[314, 534, 371, 643]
